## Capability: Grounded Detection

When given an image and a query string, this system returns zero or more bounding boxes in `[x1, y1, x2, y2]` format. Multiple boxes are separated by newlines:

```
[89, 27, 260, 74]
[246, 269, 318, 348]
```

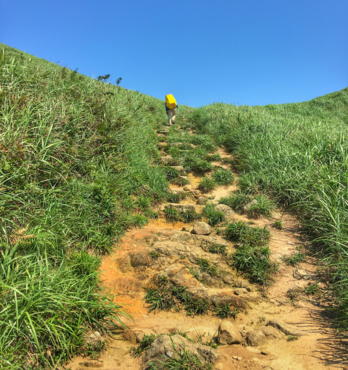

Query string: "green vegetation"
[247, 194, 276, 218]
[212, 168, 235, 185]
[0, 44, 179, 368]
[187, 86, 348, 330]
[272, 220, 284, 230]
[282, 251, 306, 266]
[225, 221, 271, 247]
[203, 204, 226, 226]
[219, 191, 252, 211]
[198, 177, 216, 193]
[208, 243, 227, 255]
[230, 245, 278, 285]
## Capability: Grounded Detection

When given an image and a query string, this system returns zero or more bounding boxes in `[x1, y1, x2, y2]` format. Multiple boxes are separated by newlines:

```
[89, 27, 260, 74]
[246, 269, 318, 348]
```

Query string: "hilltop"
[0, 43, 348, 369]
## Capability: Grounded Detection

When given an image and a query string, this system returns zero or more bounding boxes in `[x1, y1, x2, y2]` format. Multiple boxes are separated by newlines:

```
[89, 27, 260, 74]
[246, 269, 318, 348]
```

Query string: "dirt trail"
[67, 126, 346, 370]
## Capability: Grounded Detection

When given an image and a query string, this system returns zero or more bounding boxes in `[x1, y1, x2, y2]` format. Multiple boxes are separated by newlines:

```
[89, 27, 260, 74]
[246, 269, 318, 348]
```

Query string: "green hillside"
[1, 43, 347, 368]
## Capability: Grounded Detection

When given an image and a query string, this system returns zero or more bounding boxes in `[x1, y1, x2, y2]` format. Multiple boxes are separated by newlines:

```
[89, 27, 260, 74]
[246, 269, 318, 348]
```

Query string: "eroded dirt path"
[67, 126, 346, 370]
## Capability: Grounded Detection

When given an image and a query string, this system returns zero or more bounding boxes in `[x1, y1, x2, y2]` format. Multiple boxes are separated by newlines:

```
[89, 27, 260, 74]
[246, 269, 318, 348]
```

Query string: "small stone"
[266, 319, 304, 336]
[171, 165, 185, 173]
[218, 320, 243, 345]
[130, 251, 152, 267]
[84, 331, 105, 346]
[192, 222, 212, 235]
[243, 199, 258, 212]
[287, 282, 307, 294]
[261, 350, 269, 355]
[232, 356, 242, 361]
[215, 204, 234, 217]
[234, 288, 248, 295]
[192, 190, 201, 198]
[197, 196, 208, 205]
[123, 329, 137, 344]
[223, 275, 235, 285]
[183, 185, 193, 191]
[170, 142, 183, 147]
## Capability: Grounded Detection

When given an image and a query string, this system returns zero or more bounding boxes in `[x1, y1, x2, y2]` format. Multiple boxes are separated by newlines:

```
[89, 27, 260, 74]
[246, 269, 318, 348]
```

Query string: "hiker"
[165, 94, 178, 126]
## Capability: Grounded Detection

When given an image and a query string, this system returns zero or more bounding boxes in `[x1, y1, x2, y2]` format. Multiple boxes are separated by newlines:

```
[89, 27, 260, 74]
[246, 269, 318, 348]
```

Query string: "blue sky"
[1, 0, 347, 107]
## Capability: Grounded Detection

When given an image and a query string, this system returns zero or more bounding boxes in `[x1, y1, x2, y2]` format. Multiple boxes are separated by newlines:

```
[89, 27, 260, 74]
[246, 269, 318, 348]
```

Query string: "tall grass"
[0, 43, 169, 367]
[188, 87, 348, 330]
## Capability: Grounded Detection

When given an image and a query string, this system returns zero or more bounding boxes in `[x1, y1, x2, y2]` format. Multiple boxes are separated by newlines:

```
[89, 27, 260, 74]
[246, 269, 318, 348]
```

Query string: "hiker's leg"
[171, 108, 177, 123]
[167, 110, 173, 125]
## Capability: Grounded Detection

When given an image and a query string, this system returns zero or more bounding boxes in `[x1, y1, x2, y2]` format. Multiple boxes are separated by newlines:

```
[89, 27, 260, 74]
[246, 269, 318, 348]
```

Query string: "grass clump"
[219, 191, 252, 211]
[212, 168, 235, 185]
[195, 160, 213, 172]
[203, 204, 226, 226]
[198, 177, 216, 193]
[231, 245, 278, 285]
[130, 334, 157, 357]
[205, 153, 221, 162]
[272, 220, 283, 230]
[149, 251, 161, 259]
[171, 176, 190, 186]
[197, 258, 219, 277]
[282, 251, 306, 266]
[164, 207, 201, 223]
[247, 194, 276, 218]
[225, 221, 271, 247]
[208, 244, 227, 255]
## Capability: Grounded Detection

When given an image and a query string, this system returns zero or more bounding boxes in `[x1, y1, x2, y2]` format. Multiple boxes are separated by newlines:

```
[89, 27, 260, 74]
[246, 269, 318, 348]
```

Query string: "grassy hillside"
[0, 43, 186, 368]
[1, 42, 347, 368]
[189, 87, 348, 329]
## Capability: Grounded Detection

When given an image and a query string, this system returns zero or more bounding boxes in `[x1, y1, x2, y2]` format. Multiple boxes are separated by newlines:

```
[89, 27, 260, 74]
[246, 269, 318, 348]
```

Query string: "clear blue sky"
[1, 0, 347, 107]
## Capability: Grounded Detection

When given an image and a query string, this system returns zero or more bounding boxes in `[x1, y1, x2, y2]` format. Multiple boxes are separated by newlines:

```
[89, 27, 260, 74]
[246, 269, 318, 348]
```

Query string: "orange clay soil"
[66, 129, 347, 370]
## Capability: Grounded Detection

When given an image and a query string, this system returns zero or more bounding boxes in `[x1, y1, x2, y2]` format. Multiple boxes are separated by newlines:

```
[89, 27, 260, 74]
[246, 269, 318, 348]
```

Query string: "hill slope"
[1, 43, 347, 368]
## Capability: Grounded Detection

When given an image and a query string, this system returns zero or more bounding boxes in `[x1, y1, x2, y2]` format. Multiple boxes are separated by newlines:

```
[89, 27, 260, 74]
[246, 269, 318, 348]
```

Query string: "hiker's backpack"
[165, 94, 177, 109]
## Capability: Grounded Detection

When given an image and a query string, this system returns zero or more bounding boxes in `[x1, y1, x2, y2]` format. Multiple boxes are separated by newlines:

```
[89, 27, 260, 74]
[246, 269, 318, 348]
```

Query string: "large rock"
[218, 320, 243, 345]
[130, 251, 152, 267]
[215, 204, 234, 217]
[152, 241, 191, 258]
[266, 319, 305, 336]
[189, 287, 248, 309]
[192, 222, 212, 235]
[246, 326, 284, 346]
[293, 268, 311, 280]
[142, 334, 220, 369]
[171, 268, 204, 289]
[197, 197, 208, 205]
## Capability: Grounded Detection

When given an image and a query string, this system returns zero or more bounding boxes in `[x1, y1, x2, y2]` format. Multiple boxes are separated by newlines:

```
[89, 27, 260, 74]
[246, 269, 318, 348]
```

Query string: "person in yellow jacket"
[165, 94, 178, 126]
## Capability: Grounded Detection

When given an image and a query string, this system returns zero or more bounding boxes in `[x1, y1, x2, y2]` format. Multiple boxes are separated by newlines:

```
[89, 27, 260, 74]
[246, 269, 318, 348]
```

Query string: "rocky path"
[67, 125, 346, 370]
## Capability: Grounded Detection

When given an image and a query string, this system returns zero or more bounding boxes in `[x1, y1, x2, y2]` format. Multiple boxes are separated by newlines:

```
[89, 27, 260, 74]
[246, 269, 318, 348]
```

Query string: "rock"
[142, 334, 220, 368]
[130, 251, 152, 267]
[171, 165, 185, 173]
[232, 356, 242, 361]
[152, 241, 191, 258]
[235, 279, 250, 290]
[246, 326, 284, 346]
[183, 185, 193, 191]
[287, 282, 307, 294]
[123, 329, 137, 344]
[161, 156, 174, 165]
[84, 331, 105, 346]
[293, 268, 311, 280]
[192, 190, 201, 198]
[170, 268, 204, 288]
[170, 142, 183, 147]
[189, 287, 248, 309]
[192, 222, 212, 235]
[197, 197, 208, 205]
[222, 275, 235, 285]
[266, 319, 305, 336]
[135, 332, 145, 343]
[215, 204, 234, 217]
[234, 288, 248, 296]
[218, 320, 243, 345]
[243, 199, 258, 212]
[168, 188, 186, 195]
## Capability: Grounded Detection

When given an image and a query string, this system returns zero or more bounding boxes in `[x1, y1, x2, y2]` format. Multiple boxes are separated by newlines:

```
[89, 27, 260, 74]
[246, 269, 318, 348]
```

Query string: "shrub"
[198, 177, 216, 193]
[247, 194, 276, 218]
[225, 221, 271, 247]
[219, 191, 252, 211]
[212, 168, 235, 185]
[203, 204, 225, 226]
[231, 245, 278, 285]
